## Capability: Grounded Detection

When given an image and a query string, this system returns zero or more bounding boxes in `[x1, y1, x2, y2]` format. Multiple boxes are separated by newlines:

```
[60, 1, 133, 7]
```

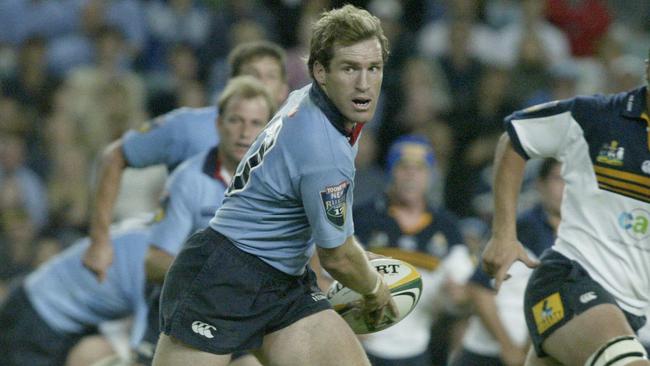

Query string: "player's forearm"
[491, 133, 526, 239]
[468, 283, 516, 349]
[145, 247, 174, 283]
[318, 237, 379, 296]
[90, 140, 127, 244]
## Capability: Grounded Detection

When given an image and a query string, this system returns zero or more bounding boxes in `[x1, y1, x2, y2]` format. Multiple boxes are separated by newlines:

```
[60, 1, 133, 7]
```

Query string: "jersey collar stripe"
[594, 165, 650, 187]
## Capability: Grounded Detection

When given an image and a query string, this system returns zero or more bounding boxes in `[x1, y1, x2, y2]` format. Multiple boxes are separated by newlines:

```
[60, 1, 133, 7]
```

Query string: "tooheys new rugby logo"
[320, 181, 349, 228]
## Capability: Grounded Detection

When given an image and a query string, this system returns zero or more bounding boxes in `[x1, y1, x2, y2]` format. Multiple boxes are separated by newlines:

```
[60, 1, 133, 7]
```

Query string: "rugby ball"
[326, 258, 422, 334]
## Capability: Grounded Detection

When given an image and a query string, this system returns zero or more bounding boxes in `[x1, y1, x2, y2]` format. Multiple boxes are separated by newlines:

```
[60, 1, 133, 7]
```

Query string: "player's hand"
[82, 237, 113, 282]
[365, 250, 390, 261]
[361, 276, 398, 328]
[481, 236, 538, 291]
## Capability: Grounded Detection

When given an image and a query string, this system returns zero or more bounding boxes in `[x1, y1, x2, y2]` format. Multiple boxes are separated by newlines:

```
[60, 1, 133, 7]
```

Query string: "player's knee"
[585, 336, 648, 366]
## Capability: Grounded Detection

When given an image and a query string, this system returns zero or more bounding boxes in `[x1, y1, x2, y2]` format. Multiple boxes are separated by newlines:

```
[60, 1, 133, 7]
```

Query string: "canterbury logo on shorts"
[192, 321, 216, 338]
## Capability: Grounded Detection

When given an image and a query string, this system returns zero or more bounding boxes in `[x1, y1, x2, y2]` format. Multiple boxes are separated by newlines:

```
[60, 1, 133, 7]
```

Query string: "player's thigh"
[152, 333, 231, 366]
[228, 353, 262, 366]
[65, 335, 116, 366]
[542, 304, 638, 365]
[525, 345, 561, 366]
[258, 309, 370, 366]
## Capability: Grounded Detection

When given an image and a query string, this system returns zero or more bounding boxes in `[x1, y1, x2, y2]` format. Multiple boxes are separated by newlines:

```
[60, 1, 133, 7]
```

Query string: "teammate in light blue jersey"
[131, 76, 276, 366]
[154, 6, 396, 366]
[84, 41, 289, 281]
[0, 217, 151, 366]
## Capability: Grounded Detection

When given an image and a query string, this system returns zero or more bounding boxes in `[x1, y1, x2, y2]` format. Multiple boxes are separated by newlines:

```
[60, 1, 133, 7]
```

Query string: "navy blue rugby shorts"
[524, 249, 646, 357]
[159, 228, 330, 355]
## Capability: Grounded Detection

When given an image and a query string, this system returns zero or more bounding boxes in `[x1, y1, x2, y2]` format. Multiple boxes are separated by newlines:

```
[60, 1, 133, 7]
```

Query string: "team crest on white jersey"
[596, 140, 625, 166]
[320, 181, 349, 228]
[642, 161, 650, 175]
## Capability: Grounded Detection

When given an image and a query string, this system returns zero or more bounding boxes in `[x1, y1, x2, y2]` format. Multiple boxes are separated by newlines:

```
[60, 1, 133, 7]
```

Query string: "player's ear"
[313, 61, 326, 86]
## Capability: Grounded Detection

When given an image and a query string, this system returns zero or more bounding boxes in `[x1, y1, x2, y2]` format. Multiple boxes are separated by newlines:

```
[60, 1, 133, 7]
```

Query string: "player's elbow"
[317, 245, 354, 276]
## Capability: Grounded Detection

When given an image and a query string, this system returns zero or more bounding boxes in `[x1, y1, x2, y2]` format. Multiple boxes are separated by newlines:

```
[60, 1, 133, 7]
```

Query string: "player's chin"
[344, 109, 375, 124]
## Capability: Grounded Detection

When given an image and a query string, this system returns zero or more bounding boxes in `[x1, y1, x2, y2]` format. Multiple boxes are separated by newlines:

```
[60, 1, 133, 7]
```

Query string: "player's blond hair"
[217, 76, 277, 118]
[307, 4, 389, 79]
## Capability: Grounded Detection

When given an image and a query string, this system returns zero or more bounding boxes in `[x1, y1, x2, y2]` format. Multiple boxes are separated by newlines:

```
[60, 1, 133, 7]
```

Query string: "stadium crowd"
[1, 0, 649, 365]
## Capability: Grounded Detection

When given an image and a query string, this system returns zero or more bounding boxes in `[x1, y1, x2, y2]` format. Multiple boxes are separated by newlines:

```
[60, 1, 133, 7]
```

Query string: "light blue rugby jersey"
[149, 146, 229, 255]
[211, 83, 363, 276]
[24, 219, 150, 334]
[122, 107, 219, 170]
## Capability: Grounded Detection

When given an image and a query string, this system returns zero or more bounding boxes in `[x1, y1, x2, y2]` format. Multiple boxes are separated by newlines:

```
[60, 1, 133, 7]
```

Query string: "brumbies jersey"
[211, 83, 361, 276]
[149, 147, 230, 256]
[24, 219, 150, 334]
[505, 86, 650, 315]
[122, 107, 218, 170]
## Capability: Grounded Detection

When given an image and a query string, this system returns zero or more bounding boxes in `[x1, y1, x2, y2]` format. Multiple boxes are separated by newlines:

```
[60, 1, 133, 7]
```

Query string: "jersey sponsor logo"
[532, 292, 565, 334]
[642, 161, 650, 175]
[579, 291, 597, 304]
[320, 181, 350, 228]
[619, 209, 650, 241]
[191, 321, 216, 338]
[596, 140, 625, 166]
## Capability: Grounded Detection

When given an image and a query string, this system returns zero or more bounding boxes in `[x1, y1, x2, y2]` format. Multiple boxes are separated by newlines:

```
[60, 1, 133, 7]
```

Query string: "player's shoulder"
[275, 86, 334, 159]
[139, 106, 217, 133]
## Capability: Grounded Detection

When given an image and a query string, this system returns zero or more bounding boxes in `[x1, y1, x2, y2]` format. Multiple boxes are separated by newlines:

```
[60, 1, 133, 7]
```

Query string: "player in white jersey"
[481, 55, 650, 365]
[83, 41, 289, 281]
[153, 5, 395, 366]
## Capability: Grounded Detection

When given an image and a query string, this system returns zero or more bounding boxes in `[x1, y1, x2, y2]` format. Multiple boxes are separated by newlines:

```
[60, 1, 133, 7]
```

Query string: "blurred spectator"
[3, 37, 60, 117]
[0, 134, 48, 231]
[506, 33, 553, 106]
[355, 135, 474, 366]
[496, 0, 571, 68]
[146, 43, 204, 116]
[418, 0, 500, 65]
[525, 58, 581, 107]
[47, 0, 145, 76]
[546, 0, 611, 58]
[144, 0, 211, 70]
[353, 130, 386, 207]
[444, 66, 516, 218]
[64, 25, 146, 158]
[606, 54, 646, 93]
[0, 0, 80, 46]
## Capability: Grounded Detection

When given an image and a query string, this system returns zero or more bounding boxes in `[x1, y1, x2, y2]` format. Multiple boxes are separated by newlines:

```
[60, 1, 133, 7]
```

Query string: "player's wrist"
[362, 274, 382, 298]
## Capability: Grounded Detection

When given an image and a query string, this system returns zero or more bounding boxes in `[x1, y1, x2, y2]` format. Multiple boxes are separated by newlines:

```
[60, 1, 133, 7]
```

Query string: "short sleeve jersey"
[24, 222, 150, 334]
[149, 147, 229, 256]
[210, 83, 362, 276]
[504, 86, 650, 315]
[122, 107, 218, 170]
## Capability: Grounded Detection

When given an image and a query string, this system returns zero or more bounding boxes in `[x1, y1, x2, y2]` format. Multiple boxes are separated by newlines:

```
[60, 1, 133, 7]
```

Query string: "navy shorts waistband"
[206, 228, 302, 283]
